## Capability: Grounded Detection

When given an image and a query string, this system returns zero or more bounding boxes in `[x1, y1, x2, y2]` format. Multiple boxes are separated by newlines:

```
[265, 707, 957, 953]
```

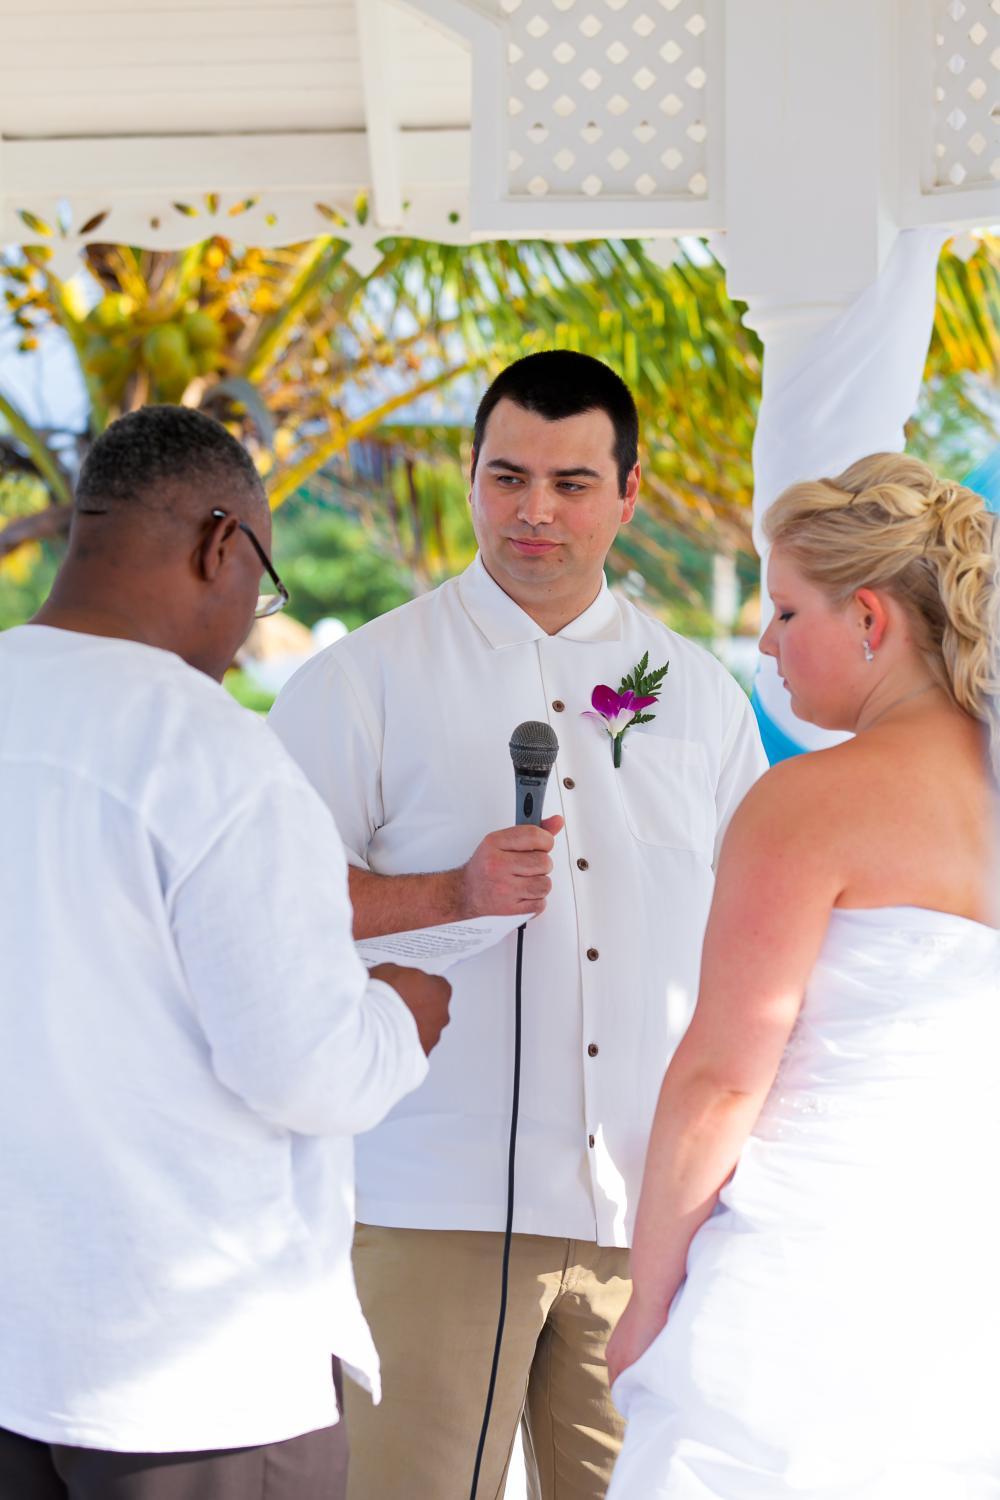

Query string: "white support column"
[721, 0, 954, 756]
[724, 0, 901, 373]
[355, 0, 404, 230]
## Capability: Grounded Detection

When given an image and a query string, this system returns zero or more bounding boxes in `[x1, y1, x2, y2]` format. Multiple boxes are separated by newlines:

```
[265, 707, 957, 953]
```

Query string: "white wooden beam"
[0, 131, 469, 199]
[354, 0, 404, 229]
[0, 129, 470, 257]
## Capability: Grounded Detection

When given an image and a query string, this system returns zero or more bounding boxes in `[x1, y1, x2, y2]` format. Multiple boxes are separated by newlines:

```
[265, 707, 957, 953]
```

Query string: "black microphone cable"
[468, 721, 558, 1500]
[468, 920, 525, 1500]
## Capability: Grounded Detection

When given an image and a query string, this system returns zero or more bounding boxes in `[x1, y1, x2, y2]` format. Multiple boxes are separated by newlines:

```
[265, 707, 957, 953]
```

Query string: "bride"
[606, 453, 999, 1498]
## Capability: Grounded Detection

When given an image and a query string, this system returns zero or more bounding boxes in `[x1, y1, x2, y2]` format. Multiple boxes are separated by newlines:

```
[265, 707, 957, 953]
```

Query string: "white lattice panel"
[930, 0, 1000, 188]
[502, 0, 710, 201]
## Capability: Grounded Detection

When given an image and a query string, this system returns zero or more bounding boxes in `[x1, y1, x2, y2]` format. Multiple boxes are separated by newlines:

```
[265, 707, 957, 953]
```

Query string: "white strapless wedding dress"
[609, 908, 1000, 1500]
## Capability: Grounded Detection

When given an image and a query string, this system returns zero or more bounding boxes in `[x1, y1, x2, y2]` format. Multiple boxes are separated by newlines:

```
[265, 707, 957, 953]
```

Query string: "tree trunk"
[0, 503, 73, 559]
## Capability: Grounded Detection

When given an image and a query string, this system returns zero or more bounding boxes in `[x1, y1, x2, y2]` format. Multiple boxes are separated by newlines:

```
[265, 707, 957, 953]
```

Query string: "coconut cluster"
[83, 297, 225, 404]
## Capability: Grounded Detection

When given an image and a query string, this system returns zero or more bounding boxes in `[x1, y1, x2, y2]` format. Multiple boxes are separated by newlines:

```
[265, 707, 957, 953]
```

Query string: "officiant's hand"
[460, 816, 564, 919]
[370, 965, 452, 1056]
[606, 1291, 669, 1388]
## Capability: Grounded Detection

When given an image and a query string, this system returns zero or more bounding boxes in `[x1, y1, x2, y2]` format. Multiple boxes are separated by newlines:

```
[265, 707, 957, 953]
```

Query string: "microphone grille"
[509, 719, 559, 774]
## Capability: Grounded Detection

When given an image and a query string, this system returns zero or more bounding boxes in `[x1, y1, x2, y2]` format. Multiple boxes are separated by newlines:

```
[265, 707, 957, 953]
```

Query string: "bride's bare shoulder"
[733, 720, 985, 847]
[715, 742, 866, 907]
[727, 739, 879, 859]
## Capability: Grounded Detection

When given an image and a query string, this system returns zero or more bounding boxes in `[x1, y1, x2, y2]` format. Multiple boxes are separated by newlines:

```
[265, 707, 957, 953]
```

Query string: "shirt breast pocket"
[615, 735, 715, 855]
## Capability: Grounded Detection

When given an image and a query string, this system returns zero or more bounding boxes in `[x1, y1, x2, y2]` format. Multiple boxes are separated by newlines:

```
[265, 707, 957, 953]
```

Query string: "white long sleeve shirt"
[270, 557, 767, 1247]
[0, 625, 427, 1454]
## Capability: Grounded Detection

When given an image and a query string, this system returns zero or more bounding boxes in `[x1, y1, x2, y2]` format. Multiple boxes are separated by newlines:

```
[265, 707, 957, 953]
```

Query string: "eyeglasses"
[211, 508, 290, 619]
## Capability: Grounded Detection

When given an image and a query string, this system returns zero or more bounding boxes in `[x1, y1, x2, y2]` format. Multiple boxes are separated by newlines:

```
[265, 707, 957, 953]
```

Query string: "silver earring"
[863, 640, 875, 663]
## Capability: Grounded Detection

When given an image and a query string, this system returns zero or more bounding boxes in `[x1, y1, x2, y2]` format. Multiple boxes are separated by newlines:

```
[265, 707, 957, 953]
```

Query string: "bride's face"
[760, 549, 863, 730]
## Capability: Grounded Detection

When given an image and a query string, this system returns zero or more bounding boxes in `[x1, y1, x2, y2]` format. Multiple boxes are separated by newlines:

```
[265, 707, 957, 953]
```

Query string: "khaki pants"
[345, 1225, 630, 1500]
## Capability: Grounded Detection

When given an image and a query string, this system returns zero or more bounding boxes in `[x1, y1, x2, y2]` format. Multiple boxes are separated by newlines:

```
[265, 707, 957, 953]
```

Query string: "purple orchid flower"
[581, 655, 670, 767]
[583, 684, 658, 738]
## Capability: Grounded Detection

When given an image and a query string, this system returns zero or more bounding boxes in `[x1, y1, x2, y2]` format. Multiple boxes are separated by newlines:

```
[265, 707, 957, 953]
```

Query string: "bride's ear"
[854, 588, 889, 652]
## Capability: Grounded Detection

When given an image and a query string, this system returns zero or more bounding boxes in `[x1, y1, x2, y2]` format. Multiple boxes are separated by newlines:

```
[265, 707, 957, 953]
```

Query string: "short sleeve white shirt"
[270, 558, 767, 1247]
[0, 626, 427, 1453]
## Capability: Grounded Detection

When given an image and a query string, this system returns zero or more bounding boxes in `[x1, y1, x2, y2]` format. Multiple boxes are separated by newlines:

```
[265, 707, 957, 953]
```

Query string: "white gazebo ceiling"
[0, 0, 997, 280]
[0, 0, 473, 267]
[0, 0, 470, 138]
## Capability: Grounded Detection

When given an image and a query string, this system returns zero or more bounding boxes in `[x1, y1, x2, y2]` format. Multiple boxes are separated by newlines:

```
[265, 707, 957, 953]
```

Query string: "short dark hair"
[472, 351, 639, 495]
[75, 405, 264, 514]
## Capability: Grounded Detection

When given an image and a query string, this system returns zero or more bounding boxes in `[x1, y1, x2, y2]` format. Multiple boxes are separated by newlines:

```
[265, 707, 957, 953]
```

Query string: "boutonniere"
[583, 652, 669, 768]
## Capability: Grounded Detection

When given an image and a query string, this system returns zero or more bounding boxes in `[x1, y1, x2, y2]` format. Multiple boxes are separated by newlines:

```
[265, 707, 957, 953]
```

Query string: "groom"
[270, 350, 767, 1498]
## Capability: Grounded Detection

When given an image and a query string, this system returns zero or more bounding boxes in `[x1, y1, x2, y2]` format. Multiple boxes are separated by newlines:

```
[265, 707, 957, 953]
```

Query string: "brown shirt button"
[576, 857, 589, 871]
[587, 1043, 599, 1057]
[563, 777, 575, 790]
[588, 1134, 596, 1148]
[552, 699, 565, 712]
[586, 947, 599, 962]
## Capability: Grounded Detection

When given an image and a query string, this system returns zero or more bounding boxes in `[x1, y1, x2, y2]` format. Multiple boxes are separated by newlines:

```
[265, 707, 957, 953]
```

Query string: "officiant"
[269, 350, 767, 1500]
[0, 405, 451, 1500]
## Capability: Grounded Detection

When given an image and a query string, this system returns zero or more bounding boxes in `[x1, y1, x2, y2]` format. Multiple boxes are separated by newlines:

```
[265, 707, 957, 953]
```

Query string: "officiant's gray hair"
[764, 452, 1000, 776]
[75, 405, 265, 520]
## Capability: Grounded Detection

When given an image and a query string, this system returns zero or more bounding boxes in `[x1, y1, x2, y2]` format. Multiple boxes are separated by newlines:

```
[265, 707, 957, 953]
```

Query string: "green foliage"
[907, 236, 1000, 481]
[223, 669, 276, 715]
[0, 233, 762, 574]
[906, 371, 999, 480]
[607, 509, 754, 635]
[618, 651, 670, 726]
[1, 227, 998, 637]
[273, 499, 414, 630]
[369, 237, 761, 553]
[0, 469, 49, 520]
[0, 497, 59, 629]
[0, 391, 72, 505]
[0, 472, 58, 607]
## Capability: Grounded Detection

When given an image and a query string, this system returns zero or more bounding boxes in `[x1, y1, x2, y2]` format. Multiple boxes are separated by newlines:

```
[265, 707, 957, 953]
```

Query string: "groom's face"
[469, 398, 639, 613]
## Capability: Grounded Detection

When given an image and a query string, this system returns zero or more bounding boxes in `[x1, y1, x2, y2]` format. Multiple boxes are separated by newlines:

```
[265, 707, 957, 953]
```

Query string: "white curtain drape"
[751, 226, 950, 759]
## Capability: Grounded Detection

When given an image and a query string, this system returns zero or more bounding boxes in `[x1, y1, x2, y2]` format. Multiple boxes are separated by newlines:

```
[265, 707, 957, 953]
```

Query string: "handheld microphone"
[509, 720, 559, 826]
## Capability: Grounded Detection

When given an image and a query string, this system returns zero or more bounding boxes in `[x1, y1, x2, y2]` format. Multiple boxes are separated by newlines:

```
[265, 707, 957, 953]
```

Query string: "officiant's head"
[759, 452, 999, 768]
[39, 405, 282, 682]
[467, 350, 640, 632]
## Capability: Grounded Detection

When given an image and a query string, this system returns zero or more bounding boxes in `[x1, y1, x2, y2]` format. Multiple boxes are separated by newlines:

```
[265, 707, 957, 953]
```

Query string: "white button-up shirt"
[0, 626, 427, 1454]
[271, 558, 767, 1247]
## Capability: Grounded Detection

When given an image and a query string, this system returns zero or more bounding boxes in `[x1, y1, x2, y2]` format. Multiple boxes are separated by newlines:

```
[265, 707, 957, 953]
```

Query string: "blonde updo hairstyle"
[763, 452, 1000, 775]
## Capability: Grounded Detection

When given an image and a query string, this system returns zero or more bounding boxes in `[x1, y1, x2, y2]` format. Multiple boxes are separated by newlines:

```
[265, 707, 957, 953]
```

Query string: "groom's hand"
[460, 815, 564, 919]
[606, 1291, 669, 1388]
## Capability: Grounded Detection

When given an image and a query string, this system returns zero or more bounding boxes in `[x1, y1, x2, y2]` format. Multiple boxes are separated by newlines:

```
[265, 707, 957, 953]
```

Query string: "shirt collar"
[457, 554, 623, 649]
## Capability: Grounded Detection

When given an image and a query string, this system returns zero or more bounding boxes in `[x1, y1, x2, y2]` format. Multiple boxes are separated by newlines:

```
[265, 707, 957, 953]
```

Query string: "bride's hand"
[606, 1292, 669, 1388]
